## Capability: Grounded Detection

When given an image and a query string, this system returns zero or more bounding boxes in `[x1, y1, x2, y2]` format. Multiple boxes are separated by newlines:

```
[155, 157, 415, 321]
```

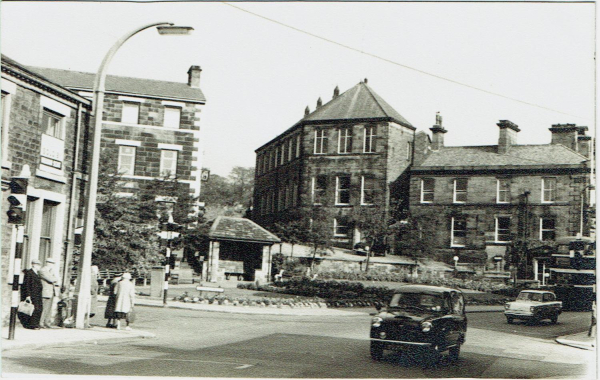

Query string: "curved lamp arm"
[93, 22, 173, 94]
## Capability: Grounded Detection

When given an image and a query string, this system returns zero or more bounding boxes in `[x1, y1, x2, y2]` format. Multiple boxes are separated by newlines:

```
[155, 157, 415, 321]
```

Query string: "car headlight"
[530, 306, 536, 313]
[372, 317, 383, 327]
[421, 321, 432, 332]
[504, 303, 510, 310]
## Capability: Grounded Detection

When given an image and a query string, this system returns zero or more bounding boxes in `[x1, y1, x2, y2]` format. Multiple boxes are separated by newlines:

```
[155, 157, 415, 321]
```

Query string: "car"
[504, 290, 562, 324]
[369, 285, 467, 363]
[353, 242, 386, 257]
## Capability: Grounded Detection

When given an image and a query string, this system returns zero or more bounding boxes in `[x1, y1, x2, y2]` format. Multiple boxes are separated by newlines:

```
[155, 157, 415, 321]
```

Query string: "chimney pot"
[429, 112, 447, 151]
[187, 65, 202, 88]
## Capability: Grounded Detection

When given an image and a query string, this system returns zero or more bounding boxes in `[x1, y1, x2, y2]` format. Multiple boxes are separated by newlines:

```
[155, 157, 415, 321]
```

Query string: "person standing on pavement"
[19, 259, 44, 329]
[90, 266, 99, 320]
[114, 272, 135, 330]
[38, 258, 60, 328]
[105, 274, 122, 328]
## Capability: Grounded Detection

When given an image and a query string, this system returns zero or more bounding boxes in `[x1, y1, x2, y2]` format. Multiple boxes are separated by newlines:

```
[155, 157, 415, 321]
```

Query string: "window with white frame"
[42, 109, 64, 139]
[495, 216, 511, 243]
[314, 129, 327, 154]
[312, 175, 327, 205]
[364, 126, 376, 153]
[407, 141, 412, 161]
[497, 178, 510, 204]
[542, 177, 557, 203]
[296, 134, 301, 157]
[164, 106, 181, 129]
[292, 183, 298, 206]
[38, 201, 57, 263]
[361, 176, 375, 205]
[334, 218, 349, 237]
[338, 127, 352, 154]
[288, 138, 293, 161]
[336, 176, 351, 205]
[540, 218, 556, 241]
[117, 146, 136, 175]
[160, 150, 178, 178]
[121, 102, 140, 124]
[421, 178, 434, 203]
[451, 216, 467, 247]
[453, 178, 468, 203]
[280, 143, 285, 165]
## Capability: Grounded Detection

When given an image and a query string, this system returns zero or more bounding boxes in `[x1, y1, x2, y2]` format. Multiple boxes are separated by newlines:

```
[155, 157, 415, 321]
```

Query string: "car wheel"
[449, 345, 461, 362]
[506, 316, 514, 324]
[370, 341, 384, 361]
[550, 314, 559, 324]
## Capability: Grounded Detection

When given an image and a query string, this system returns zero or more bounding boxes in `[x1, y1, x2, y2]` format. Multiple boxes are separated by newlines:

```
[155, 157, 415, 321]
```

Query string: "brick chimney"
[413, 131, 432, 165]
[429, 112, 447, 151]
[549, 124, 590, 156]
[187, 65, 202, 88]
[497, 120, 520, 154]
[316, 97, 323, 109]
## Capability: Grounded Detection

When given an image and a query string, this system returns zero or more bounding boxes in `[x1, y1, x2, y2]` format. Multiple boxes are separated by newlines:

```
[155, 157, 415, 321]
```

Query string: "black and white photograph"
[0, 1, 596, 379]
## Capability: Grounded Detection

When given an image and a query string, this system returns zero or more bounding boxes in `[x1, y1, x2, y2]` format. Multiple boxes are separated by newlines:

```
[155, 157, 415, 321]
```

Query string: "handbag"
[126, 308, 135, 324]
[18, 297, 35, 316]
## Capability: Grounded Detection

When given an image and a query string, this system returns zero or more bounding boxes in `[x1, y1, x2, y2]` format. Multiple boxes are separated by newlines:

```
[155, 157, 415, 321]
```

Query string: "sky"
[1, 1, 596, 177]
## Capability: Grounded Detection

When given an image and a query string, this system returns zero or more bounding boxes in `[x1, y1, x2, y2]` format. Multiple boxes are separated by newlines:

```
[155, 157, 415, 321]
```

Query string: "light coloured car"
[504, 290, 562, 324]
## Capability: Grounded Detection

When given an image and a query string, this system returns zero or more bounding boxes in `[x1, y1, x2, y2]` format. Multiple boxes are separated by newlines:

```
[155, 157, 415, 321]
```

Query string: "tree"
[274, 219, 304, 258]
[295, 201, 335, 272]
[351, 205, 400, 272]
[228, 166, 255, 208]
[199, 167, 254, 219]
[92, 150, 162, 277]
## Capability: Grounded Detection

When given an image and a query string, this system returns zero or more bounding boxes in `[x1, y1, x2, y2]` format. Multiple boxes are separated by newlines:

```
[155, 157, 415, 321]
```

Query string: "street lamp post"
[75, 22, 193, 329]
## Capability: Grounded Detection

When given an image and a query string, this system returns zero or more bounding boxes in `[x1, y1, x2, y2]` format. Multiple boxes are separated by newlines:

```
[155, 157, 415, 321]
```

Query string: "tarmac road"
[2, 306, 595, 378]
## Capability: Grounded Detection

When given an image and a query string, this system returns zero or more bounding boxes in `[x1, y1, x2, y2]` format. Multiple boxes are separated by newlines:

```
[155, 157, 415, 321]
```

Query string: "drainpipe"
[62, 102, 85, 289]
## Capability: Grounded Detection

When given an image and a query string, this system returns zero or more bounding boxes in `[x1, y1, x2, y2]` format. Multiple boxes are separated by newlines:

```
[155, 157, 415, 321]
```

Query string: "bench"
[196, 285, 225, 298]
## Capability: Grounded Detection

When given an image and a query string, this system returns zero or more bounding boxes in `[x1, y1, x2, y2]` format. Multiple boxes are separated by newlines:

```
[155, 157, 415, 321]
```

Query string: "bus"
[546, 236, 596, 311]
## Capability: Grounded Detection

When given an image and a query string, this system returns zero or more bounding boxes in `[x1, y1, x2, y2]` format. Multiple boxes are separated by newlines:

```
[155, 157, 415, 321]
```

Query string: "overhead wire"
[223, 2, 588, 120]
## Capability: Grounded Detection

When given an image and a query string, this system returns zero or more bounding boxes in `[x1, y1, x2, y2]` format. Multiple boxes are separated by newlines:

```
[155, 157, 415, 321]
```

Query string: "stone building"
[253, 80, 415, 248]
[409, 118, 592, 275]
[28, 65, 206, 202]
[1, 55, 92, 322]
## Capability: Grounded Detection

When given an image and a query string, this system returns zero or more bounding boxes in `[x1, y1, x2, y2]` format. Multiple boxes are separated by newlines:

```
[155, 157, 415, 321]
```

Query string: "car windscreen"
[389, 292, 447, 312]
[517, 292, 543, 302]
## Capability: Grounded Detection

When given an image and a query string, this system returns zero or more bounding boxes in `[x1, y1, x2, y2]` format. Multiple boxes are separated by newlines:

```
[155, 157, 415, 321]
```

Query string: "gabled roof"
[256, 81, 413, 152]
[303, 81, 413, 128]
[26, 66, 206, 104]
[209, 216, 280, 244]
[414, 144, 588, 170]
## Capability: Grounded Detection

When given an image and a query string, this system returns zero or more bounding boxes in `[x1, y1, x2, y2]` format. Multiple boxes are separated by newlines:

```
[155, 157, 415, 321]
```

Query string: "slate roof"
[414, 144, 587, 170]
[303, 81, 413, 128]
[209, 216, 280, 244]
[26, 66, 206, 104]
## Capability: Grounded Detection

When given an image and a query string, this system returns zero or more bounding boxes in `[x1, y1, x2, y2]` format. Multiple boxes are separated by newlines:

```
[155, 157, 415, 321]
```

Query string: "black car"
[370, 285, 467, 363]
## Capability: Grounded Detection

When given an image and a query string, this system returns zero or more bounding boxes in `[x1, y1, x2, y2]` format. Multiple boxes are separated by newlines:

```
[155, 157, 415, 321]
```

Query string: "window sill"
[1, 161, 12, 170]
[450, 245, 466, 248]
[35, 169, 67, 183]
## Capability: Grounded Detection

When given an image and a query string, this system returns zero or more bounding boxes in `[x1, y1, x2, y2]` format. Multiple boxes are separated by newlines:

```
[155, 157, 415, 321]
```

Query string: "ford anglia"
[370, 285, 467, 363]
[504, 290, 562, 324]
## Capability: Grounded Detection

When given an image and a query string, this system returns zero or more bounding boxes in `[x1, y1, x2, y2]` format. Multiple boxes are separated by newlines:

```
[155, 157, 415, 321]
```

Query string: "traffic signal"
[6, 177, 28, 225]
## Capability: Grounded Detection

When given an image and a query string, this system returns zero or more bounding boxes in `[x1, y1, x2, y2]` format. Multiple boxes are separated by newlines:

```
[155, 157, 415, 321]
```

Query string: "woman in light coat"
[114, 273, 135, 330]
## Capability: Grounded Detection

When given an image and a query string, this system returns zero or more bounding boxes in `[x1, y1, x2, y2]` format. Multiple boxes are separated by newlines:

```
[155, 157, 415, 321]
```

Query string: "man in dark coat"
[19, 259, 43, 329]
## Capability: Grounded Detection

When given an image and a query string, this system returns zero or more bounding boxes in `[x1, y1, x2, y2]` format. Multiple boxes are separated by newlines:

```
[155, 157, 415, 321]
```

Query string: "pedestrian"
[38, 257, 60, 328]
[114, 272, 135, 331]
[104, 274, 121, 328]
[90, 266, 99, 319]
[19, 259, 44, 330]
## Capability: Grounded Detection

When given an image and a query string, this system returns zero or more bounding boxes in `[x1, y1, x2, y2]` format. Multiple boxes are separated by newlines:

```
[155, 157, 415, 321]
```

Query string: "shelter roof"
[209, 216, 280, 244]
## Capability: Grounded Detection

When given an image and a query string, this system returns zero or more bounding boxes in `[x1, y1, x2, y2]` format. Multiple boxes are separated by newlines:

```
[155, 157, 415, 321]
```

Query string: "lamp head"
[157, 25, 194, 36]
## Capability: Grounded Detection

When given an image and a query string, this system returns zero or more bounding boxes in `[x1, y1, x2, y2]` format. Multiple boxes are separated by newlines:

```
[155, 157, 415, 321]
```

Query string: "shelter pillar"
[209, 241, 220, 282]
